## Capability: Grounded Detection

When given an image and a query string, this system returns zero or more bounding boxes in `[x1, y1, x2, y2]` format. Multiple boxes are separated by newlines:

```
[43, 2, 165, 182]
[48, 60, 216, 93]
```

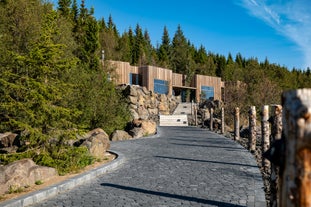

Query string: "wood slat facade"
[109, 60, 224, 102]
[195, 74, 223, 101]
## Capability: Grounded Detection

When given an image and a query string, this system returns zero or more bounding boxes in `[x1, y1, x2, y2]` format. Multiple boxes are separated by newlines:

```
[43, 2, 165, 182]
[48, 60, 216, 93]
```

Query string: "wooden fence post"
[234, 107, 240, 141]
[210, 108, 214, 131]
[262, 105, 270, 172]
[194, 104, 198, 126]
[280, 89, 311, 207]
[249, 106, 257, 152]
[221, 107, 225, 134]
[271, 105, 283, 140]
[270, 104, 283, 207]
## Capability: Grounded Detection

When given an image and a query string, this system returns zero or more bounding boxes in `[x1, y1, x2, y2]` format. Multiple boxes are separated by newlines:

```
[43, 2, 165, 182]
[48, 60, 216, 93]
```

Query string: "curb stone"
[0, 150, 125, 207]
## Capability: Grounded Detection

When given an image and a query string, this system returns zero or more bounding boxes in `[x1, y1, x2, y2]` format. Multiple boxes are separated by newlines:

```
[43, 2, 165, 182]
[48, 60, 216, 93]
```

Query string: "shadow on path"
[170, 138, 231, 143]
[170, 142, 244, 150]
[101, 183, 245, 207]
[155, 155, 258, 168]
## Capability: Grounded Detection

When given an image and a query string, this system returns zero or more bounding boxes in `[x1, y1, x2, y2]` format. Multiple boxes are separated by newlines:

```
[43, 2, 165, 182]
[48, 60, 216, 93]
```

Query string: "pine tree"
[0, 10, 78, 145]
[71, 0, 78, 22]
[132, 24, 144, 65]
[73, 1, 100, 70]
[116, 32, 131, 62]
[157, 26, 171, 68]
[142, 29, 157, 65]
[171, 25, 195, 85]
[57, 0, 71, 17]
[171, 25, 189, 73]
[99, 15, 119, 60]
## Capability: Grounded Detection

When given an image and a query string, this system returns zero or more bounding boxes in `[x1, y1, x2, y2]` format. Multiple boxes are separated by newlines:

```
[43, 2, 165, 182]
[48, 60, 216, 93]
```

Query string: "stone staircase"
[159, 103, 193, 126]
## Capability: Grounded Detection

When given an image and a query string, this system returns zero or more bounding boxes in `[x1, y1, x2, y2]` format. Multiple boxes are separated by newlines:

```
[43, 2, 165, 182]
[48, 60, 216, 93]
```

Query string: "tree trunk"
[280, 89, 311, 207]
[249, 106, 257, 152]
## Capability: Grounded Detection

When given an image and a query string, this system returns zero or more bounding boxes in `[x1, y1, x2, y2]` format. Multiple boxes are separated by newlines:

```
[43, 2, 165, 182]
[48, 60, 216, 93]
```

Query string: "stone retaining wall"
[120, 85, 181, 123]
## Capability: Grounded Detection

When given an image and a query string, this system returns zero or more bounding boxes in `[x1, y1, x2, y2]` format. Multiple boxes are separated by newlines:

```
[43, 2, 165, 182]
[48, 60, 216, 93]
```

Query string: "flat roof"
[172, 85, 196, 90]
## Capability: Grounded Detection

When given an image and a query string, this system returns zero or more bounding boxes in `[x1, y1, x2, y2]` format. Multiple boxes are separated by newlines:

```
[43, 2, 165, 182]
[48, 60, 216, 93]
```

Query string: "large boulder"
[141, 87, 150, 95]
[137, 105, 149, 120]
[123, 85, 138, 97]
[128, 95, 137, 105]
[158, 102, 169, 115]
[130, 109, 139, 120]
[0, 159, 57, 195]
[81, 128, 110, 160]
[129, 119, 157, 138]
[110, 130, 132, 141]
[140, 120, 157, 135]
[128, 127, 145, 139]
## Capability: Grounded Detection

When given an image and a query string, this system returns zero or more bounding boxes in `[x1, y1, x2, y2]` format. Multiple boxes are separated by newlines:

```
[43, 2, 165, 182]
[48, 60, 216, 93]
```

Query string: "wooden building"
[109, 60, 224, 102]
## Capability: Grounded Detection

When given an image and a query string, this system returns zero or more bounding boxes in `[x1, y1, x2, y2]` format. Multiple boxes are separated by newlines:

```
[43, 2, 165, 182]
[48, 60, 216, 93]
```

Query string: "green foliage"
[8, 185, 24, 194]
[35, 180, 43, 185]
[157, 26, 171, 68]
[33, 146, 95, 175]
[0, 150, 37, 164]
[69, 67, 131, 135]
[0, 0, 130, 173]
[73, 1, 100, 71]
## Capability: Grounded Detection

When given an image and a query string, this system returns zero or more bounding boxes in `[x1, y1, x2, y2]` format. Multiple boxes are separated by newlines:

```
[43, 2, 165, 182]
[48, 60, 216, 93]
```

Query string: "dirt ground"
[0, 152, 116, 203]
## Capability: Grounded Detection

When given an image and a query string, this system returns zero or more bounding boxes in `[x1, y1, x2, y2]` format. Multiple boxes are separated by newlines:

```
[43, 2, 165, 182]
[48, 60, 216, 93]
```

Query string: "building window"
[201, 86, 214, 101]
[129, 73, 142, 85]
[154, 79, 168, 95]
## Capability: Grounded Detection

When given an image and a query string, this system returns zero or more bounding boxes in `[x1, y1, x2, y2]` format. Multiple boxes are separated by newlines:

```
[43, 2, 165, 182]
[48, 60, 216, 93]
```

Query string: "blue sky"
[50, 0, 311, 70]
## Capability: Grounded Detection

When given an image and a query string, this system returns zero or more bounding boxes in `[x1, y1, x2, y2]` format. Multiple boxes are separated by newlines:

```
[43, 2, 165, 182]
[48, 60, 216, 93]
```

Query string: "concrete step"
[173, 102, 194, 115]
[159, 115, 188, 126]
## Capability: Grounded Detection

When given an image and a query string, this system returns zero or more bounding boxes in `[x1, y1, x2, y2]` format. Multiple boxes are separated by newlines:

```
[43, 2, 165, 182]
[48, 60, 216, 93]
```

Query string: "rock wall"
[120, 85, 181, 123]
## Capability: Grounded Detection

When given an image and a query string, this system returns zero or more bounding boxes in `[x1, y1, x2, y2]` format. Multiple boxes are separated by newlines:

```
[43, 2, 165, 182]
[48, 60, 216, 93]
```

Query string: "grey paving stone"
[1, 126, 266, 207]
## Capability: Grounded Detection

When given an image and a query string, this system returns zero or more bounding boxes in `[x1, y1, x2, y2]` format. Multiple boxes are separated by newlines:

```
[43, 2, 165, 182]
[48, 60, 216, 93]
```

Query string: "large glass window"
[201, 86, 214, 100]
[154, 79, 168, 95]
[129, 73, 142, 85]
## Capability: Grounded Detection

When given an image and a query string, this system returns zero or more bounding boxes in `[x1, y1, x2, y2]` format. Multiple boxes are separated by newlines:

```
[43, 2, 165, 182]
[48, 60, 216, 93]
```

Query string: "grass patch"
[35, 180, 43, 185]
[7, 185, 24, 194]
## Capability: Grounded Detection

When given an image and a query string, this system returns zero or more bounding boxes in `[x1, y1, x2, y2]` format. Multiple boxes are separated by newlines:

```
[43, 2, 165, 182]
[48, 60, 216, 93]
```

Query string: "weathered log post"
[234, 107, 240, 141]
[202, 108, 205, 128]
[270, 104, 283, 207]
[221, 107, 225, 134]
[191, 100, 193, 116]
[210, 108, 214, 131]
[249, 106, 257, 153]
[262, 105, 270, 172]
[194, 103, 198, 126]
[271, 105, 283, 140]
[280, 89, 311, 207]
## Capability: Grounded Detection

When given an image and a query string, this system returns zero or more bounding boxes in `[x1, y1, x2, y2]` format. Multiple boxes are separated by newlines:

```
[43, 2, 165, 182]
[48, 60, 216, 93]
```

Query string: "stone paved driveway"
[31, 126, 266, 207]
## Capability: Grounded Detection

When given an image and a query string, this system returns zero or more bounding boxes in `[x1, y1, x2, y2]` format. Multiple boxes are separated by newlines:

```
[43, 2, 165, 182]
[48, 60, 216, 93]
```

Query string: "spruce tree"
[57, 0, 72, 17]
[132, 24, 144, 65]
[157, 26, 171, 68]
[171, 25, 195, 85]
[73, 1, 100, 70]
[0, 10, 78, 146]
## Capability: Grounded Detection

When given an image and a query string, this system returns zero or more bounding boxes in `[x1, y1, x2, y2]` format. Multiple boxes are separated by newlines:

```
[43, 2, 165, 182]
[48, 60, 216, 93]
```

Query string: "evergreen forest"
[0, 0, 310, 172]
